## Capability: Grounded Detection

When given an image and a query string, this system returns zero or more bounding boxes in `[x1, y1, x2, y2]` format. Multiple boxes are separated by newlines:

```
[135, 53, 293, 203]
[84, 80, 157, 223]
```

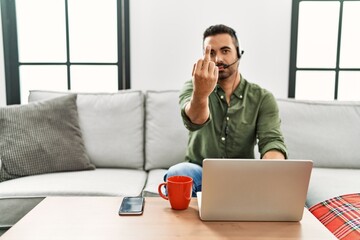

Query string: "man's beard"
[218, 72, 227, 81]
[218, 69, 235, 81]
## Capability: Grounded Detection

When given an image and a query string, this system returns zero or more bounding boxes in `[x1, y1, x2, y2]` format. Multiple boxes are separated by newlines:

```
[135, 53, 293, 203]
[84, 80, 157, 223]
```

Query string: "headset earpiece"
[237, 46, 244, 59]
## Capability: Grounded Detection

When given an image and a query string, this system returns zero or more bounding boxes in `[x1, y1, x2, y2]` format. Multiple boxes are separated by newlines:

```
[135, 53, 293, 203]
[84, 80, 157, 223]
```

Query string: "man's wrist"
[262, 150, 286, 160]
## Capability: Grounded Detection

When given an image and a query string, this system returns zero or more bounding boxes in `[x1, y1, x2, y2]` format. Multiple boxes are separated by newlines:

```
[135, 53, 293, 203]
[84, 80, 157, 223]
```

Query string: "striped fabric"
[309, 193, 360, 240]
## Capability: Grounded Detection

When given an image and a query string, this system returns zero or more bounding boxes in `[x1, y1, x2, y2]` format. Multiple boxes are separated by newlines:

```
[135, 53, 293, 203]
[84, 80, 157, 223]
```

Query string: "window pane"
[19, 65, 68, 104]
[340, 1, 360, 68]
[297, 1, 340, 68]
[16, 0, 66, 62]
[68, 0, 117, 63]
[338, 71, 360, 101]
[295, 71, 335, 100]
[70, 65, 118, 92]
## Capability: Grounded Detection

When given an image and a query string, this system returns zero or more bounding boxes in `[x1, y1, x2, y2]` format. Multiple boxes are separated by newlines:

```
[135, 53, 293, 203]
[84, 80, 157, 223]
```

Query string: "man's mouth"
[216, 64, 225, 70]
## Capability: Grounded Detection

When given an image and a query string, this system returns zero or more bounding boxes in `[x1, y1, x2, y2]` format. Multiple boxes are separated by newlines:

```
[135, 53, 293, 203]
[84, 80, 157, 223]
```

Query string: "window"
[289, 0, 360, 100]
[1, 0, 130, 104]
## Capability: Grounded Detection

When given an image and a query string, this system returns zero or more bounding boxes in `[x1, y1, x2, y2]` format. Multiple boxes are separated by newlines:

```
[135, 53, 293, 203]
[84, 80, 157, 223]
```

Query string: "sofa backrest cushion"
[277, 99, 360, 168]
[145, 91, 188, 170]
[29, 90, 144, 169]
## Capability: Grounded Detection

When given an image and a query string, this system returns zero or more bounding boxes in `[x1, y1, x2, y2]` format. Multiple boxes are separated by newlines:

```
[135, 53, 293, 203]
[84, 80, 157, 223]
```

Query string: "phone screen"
[119, 197, 144, 215]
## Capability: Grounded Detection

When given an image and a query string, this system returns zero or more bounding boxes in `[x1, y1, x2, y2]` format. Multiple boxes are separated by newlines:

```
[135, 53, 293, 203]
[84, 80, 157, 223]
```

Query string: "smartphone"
[118, 196, 145, 216]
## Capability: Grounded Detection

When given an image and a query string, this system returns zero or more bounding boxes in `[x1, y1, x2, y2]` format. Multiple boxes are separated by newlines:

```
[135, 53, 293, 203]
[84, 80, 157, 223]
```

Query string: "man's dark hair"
[203, 24, 241, 58]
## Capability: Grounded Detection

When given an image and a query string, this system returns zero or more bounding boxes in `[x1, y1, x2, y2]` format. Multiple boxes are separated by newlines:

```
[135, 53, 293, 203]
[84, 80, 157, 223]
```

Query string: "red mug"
[158, 176, 193, 210]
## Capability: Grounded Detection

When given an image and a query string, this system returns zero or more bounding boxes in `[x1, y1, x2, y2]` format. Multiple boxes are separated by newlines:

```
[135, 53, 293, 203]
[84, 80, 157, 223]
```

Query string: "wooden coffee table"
[0, 197, 336, 240]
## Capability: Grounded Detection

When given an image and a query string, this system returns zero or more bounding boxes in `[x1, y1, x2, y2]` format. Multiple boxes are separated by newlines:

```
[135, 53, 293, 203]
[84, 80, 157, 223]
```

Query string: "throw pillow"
[0, 94, 95, 182]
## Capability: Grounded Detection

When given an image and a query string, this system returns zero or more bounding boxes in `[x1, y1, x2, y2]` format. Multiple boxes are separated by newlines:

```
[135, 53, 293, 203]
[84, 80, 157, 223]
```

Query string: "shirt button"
[240, 95, 243, 99]
[221, 137, 226, 141]
[220, 95, 224, 99]
[226, 117, 230, 121]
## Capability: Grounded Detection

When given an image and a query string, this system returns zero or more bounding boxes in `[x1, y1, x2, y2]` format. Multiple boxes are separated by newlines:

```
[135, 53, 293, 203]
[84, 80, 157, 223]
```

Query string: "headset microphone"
[222, 58, 239, 69]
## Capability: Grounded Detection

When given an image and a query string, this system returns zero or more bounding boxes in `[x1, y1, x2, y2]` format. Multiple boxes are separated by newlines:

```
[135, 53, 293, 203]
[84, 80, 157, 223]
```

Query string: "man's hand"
[184, 45, 219, 125]
[192, 45, 219, 98]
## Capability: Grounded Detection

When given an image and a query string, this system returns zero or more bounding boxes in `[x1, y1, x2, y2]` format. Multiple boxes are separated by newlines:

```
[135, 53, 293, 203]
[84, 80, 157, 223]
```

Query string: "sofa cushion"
[0, 168, 147, 228]
[28, 90, 145, 169]
[306, 168, 360, 208]
[145, 91, 188, 170]
[142, 169, 167, 197]
[278, 99, 360, 168]
[0, 94, 95, 182]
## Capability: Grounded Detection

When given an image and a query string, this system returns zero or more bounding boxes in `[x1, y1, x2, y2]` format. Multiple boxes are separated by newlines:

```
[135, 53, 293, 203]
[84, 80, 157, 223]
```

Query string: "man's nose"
[214, 55, 223, 64]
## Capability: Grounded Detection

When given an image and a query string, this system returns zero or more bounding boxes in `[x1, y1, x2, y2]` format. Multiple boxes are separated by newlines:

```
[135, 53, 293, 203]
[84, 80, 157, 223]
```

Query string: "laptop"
[197, 159, 313, 221]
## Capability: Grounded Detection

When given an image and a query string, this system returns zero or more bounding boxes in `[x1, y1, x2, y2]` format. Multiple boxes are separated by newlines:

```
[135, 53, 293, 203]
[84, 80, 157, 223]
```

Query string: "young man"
[165, 24, 287, 196]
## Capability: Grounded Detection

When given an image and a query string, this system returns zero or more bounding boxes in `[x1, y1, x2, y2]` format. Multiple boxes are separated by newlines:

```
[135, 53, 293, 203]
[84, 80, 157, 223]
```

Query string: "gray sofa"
[278, 99, 360, 207]
[0, 89, 359, 235]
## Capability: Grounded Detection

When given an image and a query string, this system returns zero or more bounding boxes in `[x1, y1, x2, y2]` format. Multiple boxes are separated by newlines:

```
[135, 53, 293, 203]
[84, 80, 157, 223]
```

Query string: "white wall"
[130, 0, 292, 98]
[0, 9, 6, 106]
[0, 0, 292, 104]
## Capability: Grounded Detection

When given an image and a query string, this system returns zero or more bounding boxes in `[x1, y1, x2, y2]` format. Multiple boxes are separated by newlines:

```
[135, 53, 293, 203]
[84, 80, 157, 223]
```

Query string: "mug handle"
[158, 183, 168, 200]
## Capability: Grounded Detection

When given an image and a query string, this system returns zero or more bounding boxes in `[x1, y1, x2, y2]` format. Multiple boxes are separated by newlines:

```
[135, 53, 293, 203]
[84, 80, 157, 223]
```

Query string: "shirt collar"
[214, 74, 246, 100]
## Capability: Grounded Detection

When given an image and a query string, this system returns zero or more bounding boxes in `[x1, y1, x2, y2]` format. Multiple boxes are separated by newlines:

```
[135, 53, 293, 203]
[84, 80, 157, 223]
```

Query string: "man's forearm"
[184, 95, 210, 125]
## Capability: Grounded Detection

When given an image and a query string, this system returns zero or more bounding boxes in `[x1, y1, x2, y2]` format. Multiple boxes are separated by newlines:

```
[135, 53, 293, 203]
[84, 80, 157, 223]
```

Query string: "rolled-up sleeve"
[256, 93, 288, 158]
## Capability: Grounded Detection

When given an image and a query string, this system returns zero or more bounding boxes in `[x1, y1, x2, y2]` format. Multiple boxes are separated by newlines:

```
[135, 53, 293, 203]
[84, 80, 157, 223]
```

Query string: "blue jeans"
[163, 162, 202, 197]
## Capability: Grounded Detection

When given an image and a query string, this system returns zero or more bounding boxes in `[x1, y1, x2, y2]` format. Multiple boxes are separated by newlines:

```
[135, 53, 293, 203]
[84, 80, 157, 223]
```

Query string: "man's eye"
[222, 49, 230, 54]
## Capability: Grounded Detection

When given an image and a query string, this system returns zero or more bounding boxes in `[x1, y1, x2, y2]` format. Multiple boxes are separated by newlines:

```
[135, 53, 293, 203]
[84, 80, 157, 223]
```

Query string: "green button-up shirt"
[179, 75, 287, 166]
